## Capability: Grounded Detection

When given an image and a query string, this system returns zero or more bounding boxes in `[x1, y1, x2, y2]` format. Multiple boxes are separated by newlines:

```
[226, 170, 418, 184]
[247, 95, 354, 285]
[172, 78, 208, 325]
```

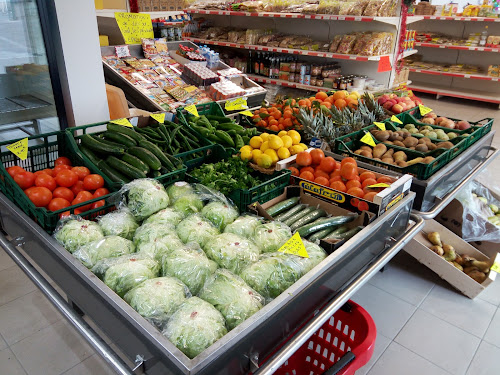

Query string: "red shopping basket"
[271, 300, 376, 375]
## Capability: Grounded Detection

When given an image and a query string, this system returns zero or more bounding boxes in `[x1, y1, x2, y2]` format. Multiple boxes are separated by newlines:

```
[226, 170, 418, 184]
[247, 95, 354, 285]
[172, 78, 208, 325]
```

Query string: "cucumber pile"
[78, 123, 183, 184]
[266, 197, 363, 242]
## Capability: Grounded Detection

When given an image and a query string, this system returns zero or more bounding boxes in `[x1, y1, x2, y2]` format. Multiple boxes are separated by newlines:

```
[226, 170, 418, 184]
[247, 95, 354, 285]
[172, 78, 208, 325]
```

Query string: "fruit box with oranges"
[276, 148, 413, 216]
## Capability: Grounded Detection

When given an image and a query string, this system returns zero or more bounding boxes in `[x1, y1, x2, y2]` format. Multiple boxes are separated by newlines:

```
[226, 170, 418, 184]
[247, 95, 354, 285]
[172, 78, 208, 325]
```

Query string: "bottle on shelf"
[247, 51, 253, 74]
[480, 26, 488, 47]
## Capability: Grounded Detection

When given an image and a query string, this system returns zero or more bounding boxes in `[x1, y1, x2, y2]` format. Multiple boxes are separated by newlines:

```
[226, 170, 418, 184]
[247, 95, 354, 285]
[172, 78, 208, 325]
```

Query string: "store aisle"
[0, 96, 498, 375]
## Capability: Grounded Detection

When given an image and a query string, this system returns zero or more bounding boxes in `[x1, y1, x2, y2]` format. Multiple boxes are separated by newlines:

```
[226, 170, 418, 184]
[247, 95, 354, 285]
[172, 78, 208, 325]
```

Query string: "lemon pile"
[240, 130, 308, 169]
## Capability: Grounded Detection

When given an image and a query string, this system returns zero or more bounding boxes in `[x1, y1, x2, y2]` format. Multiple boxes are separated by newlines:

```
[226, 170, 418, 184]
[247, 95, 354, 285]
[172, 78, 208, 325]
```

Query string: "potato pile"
[427, 231, 489, 283]
[395, 124, 460, 142]
[370, 129, 455, 152]
[353, 143, 435, 167]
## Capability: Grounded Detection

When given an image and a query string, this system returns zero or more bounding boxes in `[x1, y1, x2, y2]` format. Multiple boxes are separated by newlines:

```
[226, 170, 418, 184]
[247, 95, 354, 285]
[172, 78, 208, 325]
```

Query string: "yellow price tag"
[373, 122, 386, 131]
[6, 138, 28, 160]
[150, 113, 165, 123]
[278, 232, 309, 258]
[225, 98, 248, 111]
[110, 118, 133, 127]
[185, 104, 199, 117]
[185, 86, 197, 93]
[360, 132, 376, 147]
[491, 262, 500, 274]
[115, 12, 154, 45]
[390, 115, 403, 124]
[419, 104, 433, 116]
[367, 183, 391, 188]
[239, 110, 254, 117]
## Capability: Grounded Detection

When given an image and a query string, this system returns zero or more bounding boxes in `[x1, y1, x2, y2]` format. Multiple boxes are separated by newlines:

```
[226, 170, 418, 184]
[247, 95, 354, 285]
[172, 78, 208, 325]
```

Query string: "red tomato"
[93, 188, 110, 198]
[28, 187, 52, 207]
[288, 167, 300, 177]
[7, 166, 26, 178]
[53, 187, 74, 202]
[359, 172, 376, 182]
[314, 176, 330, 186]
[376, 176, 393, 185]
[90, 200, 105, 210]
[363, 192, 377, 202]
[301, 166, 315, 175]
[330, 180, 347, 192]
[340, 163, 358, 180]
[341, 157, 358, 167]
[361, 178, 378, 189]
[299, 171, 315, 181]
[83, 174, 104, 190]
[55, 170, 78, 188]
[296, 152, 312, 167]
[60, 211, 71, 219]
[24, 187, 36, 196]
[72, 191, 94, 212]
[35, 174, 56, 191]
[347, 187, 364, 198]
[71, 180, 85, 196]
[34, 169, 54, 177]
[310, 149, 325, 166]
[71, 166, 90, 180]
[54, 157, 72, 167]
[319, 157, 336, 173]
[48, 198, 71, 212]
[53, 164, 71, 175]
[346, 180, 362, 190]
[14, 172, 35, 190]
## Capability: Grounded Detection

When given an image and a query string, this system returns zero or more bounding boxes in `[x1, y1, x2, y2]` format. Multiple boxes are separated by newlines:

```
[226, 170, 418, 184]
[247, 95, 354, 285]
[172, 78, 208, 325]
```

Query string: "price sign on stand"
[368, 183, 391, 188]
[390, 115, 403, 124]
[419, 104, 433, 116]
[360, 132, 376, 147]
[373, 122, 386, 131]
[278, 232, 309, 258]
[7, 138, 28, 160]
[225, 98, 248, 111]
[491, 262, 500, 274]
[185, 104, 199, 117]
[239, 110, 254, 117]
[110, 118, 133, 127]
[115, 12, 153, 45]
[150, 113, 165, 123]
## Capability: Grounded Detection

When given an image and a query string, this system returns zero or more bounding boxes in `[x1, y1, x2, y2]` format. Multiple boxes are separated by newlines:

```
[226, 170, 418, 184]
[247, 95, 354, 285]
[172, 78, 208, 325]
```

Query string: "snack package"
[329, 34, 344, 52]
[336, 33, 359, 54]
[142, 38, 157, 58]
[346, 0, 369, 15]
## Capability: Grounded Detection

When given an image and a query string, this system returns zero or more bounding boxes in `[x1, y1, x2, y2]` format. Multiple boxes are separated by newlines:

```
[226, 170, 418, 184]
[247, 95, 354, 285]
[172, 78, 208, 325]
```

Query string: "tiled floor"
[0, 95, 499, 374]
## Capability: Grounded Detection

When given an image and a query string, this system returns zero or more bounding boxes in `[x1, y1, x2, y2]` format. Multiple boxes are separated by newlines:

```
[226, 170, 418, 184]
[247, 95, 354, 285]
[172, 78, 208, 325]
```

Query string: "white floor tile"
[351, 284, 417, 339]
[419, 284, 497, 338]
[0, 247, 16, 272]
[63, 355, 115, 375]
[466, 341, 500, 375]
[355, 333, 391, 375]
[0, 290, 62, 346]
[478, 279, 500, 307]
[395, 309, 481, 375]
[10, 320, 93, 375]
[367, 342, 450, 375]
[0, 265, 37, 307]
[483, 307, 500, 348]
[0, 348, 27, 375]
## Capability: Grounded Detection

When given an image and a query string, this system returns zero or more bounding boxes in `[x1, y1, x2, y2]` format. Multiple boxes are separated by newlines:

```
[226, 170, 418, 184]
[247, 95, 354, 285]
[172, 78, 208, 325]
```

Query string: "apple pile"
[419, 112, 471, 130]
[377, 93, 423, 114]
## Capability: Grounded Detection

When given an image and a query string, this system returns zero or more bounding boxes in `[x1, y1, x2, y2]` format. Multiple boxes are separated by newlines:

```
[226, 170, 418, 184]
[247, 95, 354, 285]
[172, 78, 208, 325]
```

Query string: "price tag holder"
[150, 113, 165, 123]
[239, 110, 254, 117]
[419, 104, 433, 116]
[225, 97, 248, 111]
[373, 122, 386, 131]
[360, 132, 376, 147]
[185, 104, 199, 117]
[491, 262, 500, 274]
[368, 183, 391, 188]
[390, 115, 403, 124]
[278, 232, 309, 258]
[7, 138, 28, 160]
[110, 118, 133, 127]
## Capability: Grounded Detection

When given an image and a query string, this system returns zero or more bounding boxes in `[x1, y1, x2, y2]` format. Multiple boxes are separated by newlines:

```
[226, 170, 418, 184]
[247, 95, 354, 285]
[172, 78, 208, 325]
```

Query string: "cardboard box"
[405, 219, 498, 299]
[151, 0, 161, 12]
[249, 186, 375, 253]
[138, 0, 152, 12]
[102, 0, 127, 9]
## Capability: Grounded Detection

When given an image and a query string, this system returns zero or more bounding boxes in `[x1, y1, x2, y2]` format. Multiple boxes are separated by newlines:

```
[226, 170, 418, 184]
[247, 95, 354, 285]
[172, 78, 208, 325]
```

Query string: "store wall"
[53, 0, 109, 126]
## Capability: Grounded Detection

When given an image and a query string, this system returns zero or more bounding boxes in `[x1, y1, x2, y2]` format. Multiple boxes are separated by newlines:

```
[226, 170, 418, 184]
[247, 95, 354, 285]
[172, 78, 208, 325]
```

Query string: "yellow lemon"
[281, 135, 293, 148]
[287, 130, 301, 145]
[268, 135, 284, 150]
[299, 143, 309, 151]
[249, 136, 263, 149]
[251, 149, 262, 162]
[277, 147, 291, 160]
[278, 130, 288, 137]
[257, 154, 273, 169]
[240, 149, 252, 161]
[351, 91, 361, 99]
[264, 149, 279, 165]
[289, 145, 303, 155]
[240, 145, 253, 154]
[260, 141, 269, 152]
[260, 132, 270, 141]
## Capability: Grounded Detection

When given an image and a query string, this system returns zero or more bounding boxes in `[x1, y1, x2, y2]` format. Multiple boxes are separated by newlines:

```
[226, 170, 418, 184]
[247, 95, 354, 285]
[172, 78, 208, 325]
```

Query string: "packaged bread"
[351, 33, 374, 55]
[336, 33, 359, 54]
[363, 0, 381, 16]
[346, 0, 369, 15]
[318, 0, 340, 14]
[329, 34, 344, 52]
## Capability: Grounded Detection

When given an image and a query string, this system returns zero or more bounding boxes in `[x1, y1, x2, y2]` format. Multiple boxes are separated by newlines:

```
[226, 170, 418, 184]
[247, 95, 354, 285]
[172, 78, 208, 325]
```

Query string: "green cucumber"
[325, 226, 363, 241]
[150, 170, 162, 178]
[103, 131, 137, 148]
[79, 145, 101, 166]
[106, 156, 147, 179]
[296, 215, 356, 238]
[81, 134, 124, 156]
[122, 154, 150, 175]
[289, 209, 327, 232]
[97, 160, 130, 183]
[308, 227, 336, 242]
[95, 135, 123, 148]
[329, 225, 350, 237]
[274, 203, 307, 222]
[267, 197, 300, 217]
[138, 140, 175, 170]
[128, 147, 161, 171]
[106, 123, 145, 143]
[284, 206, 316, 226]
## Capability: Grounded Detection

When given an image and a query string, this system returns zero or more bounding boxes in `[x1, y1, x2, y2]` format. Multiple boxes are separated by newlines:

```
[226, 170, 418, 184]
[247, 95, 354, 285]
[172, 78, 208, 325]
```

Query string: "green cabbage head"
[204, 233, 260, 274]
[73, 235, 135, 268]
[103, 258, 160, 297]
[125, 179, 170, 220]
[176, 214, 220, 249]
[98, 209, 139, 240]
[133, 223, 178, 247]
[224, 215, 262, 239]
[91, 254, 160, 280]
[166, 181, 194, 203]
[54, 219, 104, 253]
[201, 201, 239, 231]
[173, 194, 204, 217]
[252, 222, 292, 253]
[136, 235, 184, 262]
[143, 207, 184, 228]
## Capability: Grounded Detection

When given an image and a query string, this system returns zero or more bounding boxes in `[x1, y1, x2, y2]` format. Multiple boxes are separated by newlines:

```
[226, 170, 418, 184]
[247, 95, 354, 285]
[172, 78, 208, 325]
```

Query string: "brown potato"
[397, 160, 408, 167]
[360, 145, 372, 152]
[393, 140, 405, 147]
[360, 150, 372, 158]
[375, 131, 390, 142]
[436, 141, 454, 149]
[395, 136, 404, 142]
[373, 157, 382, 161]
[407, 157, 424, 166]
[382, 149, 394, 158]
[418, 138, 427, 145]
[427, 143, 437, 150]
[415, 144, 429, 152]
[354, 149, 363, 155]
[409, 147, 416, 150]
[385, 140, 394, 144]
[423, 156, 435, 164]
[393, 151, 407, 162]
[382, 157, 394, 164]
[389, 132, 399, 141]
[373, 143, 387, 159]
[423, 137, 433, 144]
[403, 136, 419, 148]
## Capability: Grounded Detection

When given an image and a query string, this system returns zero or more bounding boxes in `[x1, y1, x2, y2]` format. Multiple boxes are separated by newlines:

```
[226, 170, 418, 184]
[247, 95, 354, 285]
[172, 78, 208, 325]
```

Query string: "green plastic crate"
[65, 122, 186, 190]
[237, 113, 280, 135]
[176, 102, 226, 126]
[0, 131, 117, 234]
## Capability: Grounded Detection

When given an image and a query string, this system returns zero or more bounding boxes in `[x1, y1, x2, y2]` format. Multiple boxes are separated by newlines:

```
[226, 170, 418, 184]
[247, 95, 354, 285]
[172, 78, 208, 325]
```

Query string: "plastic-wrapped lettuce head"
[204, 233, 260, 274]
[252, 222, 292, 253]
[297, 240, 328, 273]
[91, 253, 160, 280]
[173, 194, 204, 217]
[199, 269, 264, 330]
[124, 179, 169, 221]
[73, 236, 135, 268]
[224, 215, 262, 239]
[166, 181, 194, 203]
[162, 246, 218, 295]
[143, 208, 184, 228]
[124, 277, 190, 329]
[103, 258, 160, 297]
[54, 219, 104, 253]
[176, 214, 220, 249]
[163, 297, 227, 359]
[133, 222, 178, 247]
[98, 209, 139, 240]
[201, 201, 239, 231]
[136, 235, 184, 262]
[239, 252, 305, 300]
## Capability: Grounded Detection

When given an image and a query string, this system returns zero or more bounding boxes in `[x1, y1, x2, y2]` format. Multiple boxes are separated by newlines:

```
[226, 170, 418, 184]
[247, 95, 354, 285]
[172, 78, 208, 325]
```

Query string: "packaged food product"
[329, 34, 344, 52]
[318, 0, 341, 15]
[336, 33, 359, 54]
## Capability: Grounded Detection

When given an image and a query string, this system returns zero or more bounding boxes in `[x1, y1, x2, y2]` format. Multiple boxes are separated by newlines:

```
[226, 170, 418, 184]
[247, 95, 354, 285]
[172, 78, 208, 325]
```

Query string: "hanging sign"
[115, 12, 154, 45]
[225, 98, 248, 111]
[7, 138, 28, 160]
[377, 55, 392, 72]
[278, 232, 309, 258]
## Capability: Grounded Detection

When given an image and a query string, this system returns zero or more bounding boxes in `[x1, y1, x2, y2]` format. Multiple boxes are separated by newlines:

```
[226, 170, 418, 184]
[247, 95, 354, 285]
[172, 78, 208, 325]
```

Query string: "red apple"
[392, 104, 404, 114]
[383, 102, 394, 110]
[456, 120, 471, 130]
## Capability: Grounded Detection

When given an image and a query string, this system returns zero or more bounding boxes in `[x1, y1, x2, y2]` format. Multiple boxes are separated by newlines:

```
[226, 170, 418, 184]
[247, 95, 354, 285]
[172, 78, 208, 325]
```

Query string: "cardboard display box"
[249, 186, 375, 253]
[405, 219, 499, 299]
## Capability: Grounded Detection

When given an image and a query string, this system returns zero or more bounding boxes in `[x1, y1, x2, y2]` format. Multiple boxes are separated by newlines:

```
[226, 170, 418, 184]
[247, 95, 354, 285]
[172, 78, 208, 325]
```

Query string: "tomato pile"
[288, 149, 394, 211]
[7, 157, 109, 214]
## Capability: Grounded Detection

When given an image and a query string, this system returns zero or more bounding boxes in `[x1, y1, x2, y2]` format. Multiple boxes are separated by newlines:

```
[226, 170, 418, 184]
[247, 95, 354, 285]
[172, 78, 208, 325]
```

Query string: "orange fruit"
[346, 180, 362, 190]
[315, 176, 330, 186]
[315, 92, 328, 101]
[332, 91, 347, 101]
[359, 171, 376, 181]
[324, 96, 335, 104]
[363, 192, 377, 202]
[334, 99, 347, 109]
[270, 125, 279, 132]
[347, 187, 364, 198]
[322, 101, 332, 109]
[362, 178, 378, 189]
[299, 171, 315, 181]
[348, 99, 358, 109]
[330, 181, 347, 192]
[289, 167, 300, 177]
[283, 118, 293, 127]
[283, 110, 293, 119]
[298, 99, 307, 106]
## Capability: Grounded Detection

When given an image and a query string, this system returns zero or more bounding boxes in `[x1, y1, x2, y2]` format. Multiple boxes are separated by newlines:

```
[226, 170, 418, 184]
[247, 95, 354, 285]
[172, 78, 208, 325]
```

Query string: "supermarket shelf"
[408, 68, 500, 81]
[408, 81, 500, 104]
[184, 9, 400, 25]
[140, 11, 185, 18]
[184, 37, 391, 61]
[246, 74, 331, 92]
[95, 9, 127, 17]
[407, 15, 500, 22]
[415, 42, 500, 53]
[400, 49, 418, 60]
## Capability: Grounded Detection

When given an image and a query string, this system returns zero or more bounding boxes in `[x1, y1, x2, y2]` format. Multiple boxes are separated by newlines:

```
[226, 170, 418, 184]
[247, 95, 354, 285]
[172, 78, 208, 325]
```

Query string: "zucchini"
[325, 226, 363, 241]
[267, 197, 300, 217]
[103, 131, 137, 148]
[289, 209, 327, 232]
[284, 206, 316, 226]
[122, 154, 150, 175]
[97, 160, 130, 183]
[138, 140, 175, 170]
[274, 204, 307, 222]
[106, 156, 147, 179]
[296, 215, 355, 238]
[81, 134, 124, 156]
[128, 146, 161, 171]
[107, 123, 145, 143]
[79, 145, 101, 166]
